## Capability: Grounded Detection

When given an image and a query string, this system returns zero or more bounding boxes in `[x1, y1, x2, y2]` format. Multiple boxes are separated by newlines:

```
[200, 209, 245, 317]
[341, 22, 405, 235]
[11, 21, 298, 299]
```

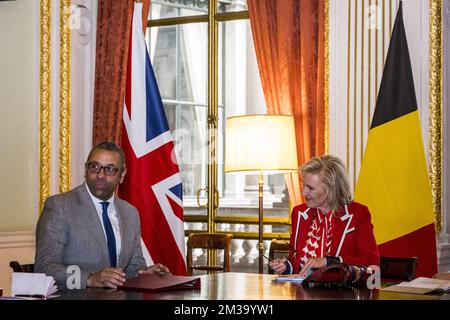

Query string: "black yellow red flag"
[355, 1, 437, 277]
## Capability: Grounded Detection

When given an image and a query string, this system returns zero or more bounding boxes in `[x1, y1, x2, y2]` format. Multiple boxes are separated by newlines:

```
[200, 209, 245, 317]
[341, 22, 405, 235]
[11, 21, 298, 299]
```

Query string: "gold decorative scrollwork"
[324, 0, 329, 154]
[428, 0, 442, 232]
[39, 0, 51, 213]
[59, 0, 71, 193]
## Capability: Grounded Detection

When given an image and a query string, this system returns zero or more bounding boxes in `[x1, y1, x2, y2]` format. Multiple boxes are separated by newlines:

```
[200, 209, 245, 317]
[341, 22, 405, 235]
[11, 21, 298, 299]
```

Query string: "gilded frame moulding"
[39, 0, 51, 213]
[429, 0, 442, 232]
[324, 0, 329, 154]
[39, 0, 73, 211]
[59, 0, 71, 193]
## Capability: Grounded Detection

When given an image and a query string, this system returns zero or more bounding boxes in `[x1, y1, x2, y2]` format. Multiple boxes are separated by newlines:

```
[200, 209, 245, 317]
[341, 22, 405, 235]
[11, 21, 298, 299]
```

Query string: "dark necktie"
[100, 201, 117, 267]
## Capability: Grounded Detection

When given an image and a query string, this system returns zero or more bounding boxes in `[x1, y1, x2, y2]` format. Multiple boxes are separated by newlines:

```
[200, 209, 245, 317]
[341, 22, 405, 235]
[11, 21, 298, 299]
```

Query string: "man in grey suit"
[35, 141, 169, 290]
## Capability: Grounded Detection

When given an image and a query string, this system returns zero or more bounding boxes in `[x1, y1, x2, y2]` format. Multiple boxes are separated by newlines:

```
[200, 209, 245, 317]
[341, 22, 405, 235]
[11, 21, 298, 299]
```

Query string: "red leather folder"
[118, 273, 201, 292]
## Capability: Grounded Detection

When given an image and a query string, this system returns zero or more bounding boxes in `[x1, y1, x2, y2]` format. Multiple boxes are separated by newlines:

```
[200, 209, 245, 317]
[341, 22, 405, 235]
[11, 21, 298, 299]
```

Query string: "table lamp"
[225, 114, 298, 273]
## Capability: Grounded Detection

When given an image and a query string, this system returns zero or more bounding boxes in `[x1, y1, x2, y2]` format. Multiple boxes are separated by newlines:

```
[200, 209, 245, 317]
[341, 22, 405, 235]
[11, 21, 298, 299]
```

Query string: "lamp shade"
[225, 114, 298, 174]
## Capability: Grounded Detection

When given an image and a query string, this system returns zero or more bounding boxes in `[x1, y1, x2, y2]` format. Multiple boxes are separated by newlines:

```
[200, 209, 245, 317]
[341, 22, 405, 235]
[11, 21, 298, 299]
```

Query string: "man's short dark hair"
[87, 141, 126, 171]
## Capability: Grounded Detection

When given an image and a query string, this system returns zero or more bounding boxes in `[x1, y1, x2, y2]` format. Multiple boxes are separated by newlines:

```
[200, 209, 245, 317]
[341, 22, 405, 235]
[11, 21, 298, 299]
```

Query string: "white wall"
[0, 0, 39, 296]
[71, 0, 97, 187]
[0, 0, 39, 232]
[0, 232, 35, 296]
[0, 0, 97, 296]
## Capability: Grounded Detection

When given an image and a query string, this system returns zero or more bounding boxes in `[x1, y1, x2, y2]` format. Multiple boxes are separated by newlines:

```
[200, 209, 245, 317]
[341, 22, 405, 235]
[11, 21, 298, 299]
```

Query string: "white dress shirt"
[85, 183, 122, 265]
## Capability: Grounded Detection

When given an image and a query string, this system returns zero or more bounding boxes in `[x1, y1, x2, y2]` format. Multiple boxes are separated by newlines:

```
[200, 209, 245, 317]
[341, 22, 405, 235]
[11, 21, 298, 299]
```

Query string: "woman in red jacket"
[270, 155, 380, 276]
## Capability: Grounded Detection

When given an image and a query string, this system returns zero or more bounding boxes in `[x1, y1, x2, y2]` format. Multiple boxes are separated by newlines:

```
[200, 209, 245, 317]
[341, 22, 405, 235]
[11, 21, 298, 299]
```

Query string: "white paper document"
[11, 272, 58, 298]
[382, 277, 450, 295]
[273, 274, 306, 283]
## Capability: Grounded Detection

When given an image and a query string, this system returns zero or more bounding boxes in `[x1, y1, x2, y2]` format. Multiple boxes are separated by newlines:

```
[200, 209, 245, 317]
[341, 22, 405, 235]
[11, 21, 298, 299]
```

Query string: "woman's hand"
[269, 257, 287, 275]
[298, 257, 327, 277]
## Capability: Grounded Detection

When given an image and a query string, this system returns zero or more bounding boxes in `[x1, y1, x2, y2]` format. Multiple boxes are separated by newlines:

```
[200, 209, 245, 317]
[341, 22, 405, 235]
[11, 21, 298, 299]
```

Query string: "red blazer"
[288, 201, 380, 274]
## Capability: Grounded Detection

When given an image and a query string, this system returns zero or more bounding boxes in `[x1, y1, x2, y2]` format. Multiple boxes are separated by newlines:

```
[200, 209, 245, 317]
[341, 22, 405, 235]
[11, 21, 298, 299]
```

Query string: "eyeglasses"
[86, 162, 120, 176]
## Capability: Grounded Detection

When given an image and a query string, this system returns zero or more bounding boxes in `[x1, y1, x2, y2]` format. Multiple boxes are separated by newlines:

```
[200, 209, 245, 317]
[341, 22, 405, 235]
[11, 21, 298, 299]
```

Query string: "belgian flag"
[355, 2, 437, 277]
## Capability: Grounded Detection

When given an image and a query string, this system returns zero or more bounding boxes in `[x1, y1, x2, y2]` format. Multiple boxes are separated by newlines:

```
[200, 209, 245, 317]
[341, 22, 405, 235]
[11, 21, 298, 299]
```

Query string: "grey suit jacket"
[35, 184, 146, 290]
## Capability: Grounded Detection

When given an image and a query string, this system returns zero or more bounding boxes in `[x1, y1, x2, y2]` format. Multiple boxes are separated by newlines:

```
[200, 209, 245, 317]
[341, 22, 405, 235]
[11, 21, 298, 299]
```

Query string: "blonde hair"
[301, 155, 352, 212]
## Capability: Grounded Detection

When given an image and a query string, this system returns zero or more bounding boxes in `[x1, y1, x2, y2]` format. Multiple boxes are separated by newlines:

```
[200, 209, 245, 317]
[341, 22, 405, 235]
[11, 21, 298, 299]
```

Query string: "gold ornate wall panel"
[39, 0, 51, 213]
[59, 0, 71, 193]
[428, 0, 442, 232]
[39, 0, 73, 211]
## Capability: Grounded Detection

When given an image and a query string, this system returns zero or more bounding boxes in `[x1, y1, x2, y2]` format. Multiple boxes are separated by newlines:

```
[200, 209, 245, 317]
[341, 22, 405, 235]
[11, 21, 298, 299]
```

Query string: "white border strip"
[0, 231, 35, 249]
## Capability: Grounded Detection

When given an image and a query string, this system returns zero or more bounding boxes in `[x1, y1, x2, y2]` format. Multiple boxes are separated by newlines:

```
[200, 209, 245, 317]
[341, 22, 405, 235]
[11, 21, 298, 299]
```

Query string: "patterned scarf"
[299, 208, 334, 268]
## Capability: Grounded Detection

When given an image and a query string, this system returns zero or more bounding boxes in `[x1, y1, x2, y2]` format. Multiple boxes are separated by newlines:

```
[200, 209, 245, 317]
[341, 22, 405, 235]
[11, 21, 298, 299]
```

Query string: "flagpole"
[258, 173, 264, 274]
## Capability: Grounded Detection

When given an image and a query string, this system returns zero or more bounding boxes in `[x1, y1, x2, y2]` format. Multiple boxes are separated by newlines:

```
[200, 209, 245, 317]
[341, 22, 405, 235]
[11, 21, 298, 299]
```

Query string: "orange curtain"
[248, 0, 325, 206]
[92, 0, 151, 145]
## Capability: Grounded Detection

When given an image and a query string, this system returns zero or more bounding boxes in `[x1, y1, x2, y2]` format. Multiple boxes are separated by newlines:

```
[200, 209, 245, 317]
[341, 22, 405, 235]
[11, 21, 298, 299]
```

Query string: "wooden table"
[54, 272, 450, 300]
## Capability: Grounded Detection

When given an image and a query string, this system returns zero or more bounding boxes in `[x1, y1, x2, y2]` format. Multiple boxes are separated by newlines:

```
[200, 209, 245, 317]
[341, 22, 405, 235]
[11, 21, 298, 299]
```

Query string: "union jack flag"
[119, 2, 186, 276]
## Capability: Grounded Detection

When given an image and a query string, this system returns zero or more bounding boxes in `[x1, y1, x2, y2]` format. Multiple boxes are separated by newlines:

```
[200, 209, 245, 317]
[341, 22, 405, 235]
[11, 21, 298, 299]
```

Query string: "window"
[148, 0, 290, 274]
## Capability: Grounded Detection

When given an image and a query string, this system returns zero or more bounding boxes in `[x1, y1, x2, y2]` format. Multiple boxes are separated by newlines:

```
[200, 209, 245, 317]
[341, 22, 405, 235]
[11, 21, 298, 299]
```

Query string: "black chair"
[380, 256, 418, 281]
[267, 239, 290, 274]
[9, 261, 34, 273]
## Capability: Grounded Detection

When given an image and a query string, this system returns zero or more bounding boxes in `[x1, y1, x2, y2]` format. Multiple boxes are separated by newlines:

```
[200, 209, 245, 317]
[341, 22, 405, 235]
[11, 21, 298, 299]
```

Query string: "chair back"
[9, 261, 35, 273]
[268, 239, 290, 274]
[186, 233, 232, 276]
[380, 256, 418, 281]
